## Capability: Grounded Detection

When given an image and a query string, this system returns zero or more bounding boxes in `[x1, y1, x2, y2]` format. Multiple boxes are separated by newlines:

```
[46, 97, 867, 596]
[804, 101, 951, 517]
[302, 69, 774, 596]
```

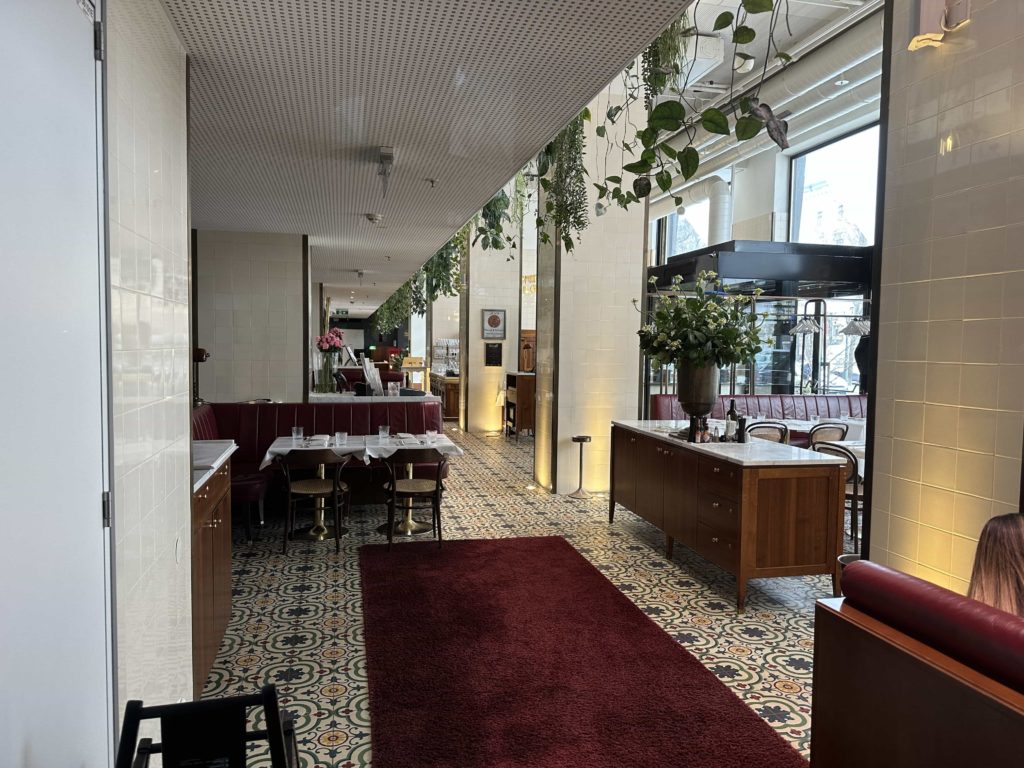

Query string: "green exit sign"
[335, 309, 349, 317]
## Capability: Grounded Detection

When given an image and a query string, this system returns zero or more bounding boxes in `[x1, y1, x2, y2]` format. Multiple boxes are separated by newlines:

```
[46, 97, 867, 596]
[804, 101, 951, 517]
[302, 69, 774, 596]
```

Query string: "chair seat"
[290, 478, 348, 496]
[384, 478, 438, 494]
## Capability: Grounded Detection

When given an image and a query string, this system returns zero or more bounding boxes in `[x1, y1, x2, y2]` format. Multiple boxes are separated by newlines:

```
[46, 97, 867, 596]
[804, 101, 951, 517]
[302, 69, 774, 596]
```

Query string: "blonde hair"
[967, 513, 1024, 618]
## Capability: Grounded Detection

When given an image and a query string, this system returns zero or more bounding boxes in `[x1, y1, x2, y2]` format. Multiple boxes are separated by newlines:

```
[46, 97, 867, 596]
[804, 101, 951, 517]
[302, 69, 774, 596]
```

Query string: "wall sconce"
[909, 0, 971, 51]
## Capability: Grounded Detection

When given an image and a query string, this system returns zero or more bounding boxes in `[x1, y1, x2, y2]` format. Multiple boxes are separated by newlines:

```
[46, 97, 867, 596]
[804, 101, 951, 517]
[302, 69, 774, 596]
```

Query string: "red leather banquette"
[192, 400, 445, 498]
[811, 560, 1024, 767]
[650, 393, 868, 421]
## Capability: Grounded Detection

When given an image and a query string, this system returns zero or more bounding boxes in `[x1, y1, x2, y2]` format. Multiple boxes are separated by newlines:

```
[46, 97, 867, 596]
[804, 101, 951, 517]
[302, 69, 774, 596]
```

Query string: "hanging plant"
[472, 173, 532, 260]
[640, 14, 691, 108]
[537, 109, 590, 253]
[594, 0, 793, 210]
[372, 280, 413, 332]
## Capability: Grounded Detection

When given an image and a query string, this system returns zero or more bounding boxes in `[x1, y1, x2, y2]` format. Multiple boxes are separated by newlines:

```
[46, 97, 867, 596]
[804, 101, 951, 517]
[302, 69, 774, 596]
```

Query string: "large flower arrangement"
[638, 271, 765, 368]
[314, 328, 344, 393]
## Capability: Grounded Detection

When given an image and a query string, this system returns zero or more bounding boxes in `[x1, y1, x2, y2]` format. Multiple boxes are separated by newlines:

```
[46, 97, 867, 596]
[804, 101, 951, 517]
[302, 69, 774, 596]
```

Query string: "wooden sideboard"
[504, 371, 535, 437]
[609, 422, 845, 610]
[429, 373, 460, 420]
[191, 458, 233, 698]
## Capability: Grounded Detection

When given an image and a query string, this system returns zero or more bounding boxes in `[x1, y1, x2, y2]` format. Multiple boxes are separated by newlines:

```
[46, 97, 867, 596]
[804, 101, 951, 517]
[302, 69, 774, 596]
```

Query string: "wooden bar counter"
[609, 420, 847, 610]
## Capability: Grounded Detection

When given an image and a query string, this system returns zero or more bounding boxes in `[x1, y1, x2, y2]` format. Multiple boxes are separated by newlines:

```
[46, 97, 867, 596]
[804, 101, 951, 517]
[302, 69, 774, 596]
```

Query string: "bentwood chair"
[746, 420, 789, 444]
[808, 421, 849, 447]
[814, 441, 864, 553]
[383, 448, 448, 550]
[115, 684, 298, 768]
[279, 449, 350, 554]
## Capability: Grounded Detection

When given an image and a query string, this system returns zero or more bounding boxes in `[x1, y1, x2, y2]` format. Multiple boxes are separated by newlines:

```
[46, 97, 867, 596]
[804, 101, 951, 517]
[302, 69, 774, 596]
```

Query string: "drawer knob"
[630, 437, 636, 443]
[711, 536, 719, 544]
[712, 467, 721, 474]
[711, 501, 720, 509]
[655, 446, 662, 453]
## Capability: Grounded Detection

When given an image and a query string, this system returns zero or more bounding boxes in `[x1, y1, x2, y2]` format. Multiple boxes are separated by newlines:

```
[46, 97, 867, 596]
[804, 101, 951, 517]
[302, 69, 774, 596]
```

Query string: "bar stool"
[569, 435, 591, 500]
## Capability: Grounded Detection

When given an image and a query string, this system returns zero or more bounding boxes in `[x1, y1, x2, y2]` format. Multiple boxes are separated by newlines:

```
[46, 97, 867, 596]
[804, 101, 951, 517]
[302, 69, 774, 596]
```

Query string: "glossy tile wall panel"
[107, 0, 191, 711]
[195, 230, 305, 403]
[553, 103, 646, 495]
[873, 0, 1024, 593]
[465, 236, 521, 433]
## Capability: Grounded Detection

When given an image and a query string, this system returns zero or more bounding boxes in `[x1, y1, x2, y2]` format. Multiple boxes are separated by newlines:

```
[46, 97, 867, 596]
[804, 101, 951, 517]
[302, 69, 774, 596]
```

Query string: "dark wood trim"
[861, 0, 895, 561]
[639, 196, 651, 419]
[302, 234, 309, 404]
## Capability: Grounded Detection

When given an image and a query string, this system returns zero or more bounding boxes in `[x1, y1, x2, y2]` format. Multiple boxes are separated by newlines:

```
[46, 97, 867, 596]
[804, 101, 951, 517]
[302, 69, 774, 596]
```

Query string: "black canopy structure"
[647, 240, 874, 297]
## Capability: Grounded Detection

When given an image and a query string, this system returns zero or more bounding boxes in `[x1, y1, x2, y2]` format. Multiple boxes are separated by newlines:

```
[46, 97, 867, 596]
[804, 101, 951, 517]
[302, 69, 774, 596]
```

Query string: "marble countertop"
[612, 420, 846, 467]
[192, 439, 238, 493]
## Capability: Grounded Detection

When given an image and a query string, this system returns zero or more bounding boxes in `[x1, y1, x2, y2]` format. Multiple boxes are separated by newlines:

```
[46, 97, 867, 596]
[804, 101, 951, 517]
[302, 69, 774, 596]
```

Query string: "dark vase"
[676, 360, 720, 418]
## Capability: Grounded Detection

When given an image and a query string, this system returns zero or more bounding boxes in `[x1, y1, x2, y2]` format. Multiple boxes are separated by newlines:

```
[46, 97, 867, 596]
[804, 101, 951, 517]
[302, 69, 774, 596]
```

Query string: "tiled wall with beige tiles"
[872, 0, 1024, 592]
[195, 231, 305, 403]
[108, 0, 192, 707]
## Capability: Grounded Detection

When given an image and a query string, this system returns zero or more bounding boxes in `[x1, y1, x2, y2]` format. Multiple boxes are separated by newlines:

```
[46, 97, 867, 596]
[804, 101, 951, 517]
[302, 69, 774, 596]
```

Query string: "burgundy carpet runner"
[360, 536, 808, 768]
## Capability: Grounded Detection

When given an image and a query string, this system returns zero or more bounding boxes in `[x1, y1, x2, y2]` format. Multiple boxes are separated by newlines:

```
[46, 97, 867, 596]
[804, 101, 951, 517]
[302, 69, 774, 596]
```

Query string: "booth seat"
[192, 400, 445, 499]
[650, 393, 868, 421]
[810, 560, 1024, 767]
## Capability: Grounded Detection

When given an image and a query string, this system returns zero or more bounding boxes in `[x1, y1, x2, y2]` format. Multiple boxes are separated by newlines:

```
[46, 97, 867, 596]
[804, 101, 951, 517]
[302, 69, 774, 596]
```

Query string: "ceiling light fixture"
[834, 76, 850, 87]
[364, 213, 383, 224]
[377, 146, 394, 199]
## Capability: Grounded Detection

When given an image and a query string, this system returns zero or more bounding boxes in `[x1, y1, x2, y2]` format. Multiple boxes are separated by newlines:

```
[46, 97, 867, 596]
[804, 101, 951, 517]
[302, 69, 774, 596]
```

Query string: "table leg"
[293, 463, 348, 541]
[375, 461, 433, 536]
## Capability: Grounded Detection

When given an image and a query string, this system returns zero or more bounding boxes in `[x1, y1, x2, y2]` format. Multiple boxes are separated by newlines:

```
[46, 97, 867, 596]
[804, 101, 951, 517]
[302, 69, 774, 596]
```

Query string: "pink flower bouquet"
[315, 327, 344, 353]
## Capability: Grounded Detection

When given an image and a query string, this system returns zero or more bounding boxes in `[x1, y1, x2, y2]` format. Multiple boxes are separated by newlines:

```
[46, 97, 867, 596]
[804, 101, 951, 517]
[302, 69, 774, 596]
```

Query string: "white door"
[0, 1, 114, 766]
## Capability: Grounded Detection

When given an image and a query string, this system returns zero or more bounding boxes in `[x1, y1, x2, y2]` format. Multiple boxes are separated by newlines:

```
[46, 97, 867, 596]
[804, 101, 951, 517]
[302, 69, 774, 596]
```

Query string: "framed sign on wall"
[482, 309, 506, 339]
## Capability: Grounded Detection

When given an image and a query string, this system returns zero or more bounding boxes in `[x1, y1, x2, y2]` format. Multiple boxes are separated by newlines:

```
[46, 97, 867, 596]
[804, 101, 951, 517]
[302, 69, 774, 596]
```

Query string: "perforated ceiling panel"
[162, 0, 695, 308]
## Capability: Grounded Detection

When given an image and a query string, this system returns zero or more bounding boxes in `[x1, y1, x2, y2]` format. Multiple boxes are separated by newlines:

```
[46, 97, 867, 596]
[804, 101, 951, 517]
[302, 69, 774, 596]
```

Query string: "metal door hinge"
[102, 490, 111, 527]
[94, 21, 104, 62]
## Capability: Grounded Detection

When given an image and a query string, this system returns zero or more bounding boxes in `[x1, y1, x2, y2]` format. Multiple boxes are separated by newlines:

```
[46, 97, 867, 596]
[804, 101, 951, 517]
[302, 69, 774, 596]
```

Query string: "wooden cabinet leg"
[665, 536, 674, 560]
[608, 496, 615, 524]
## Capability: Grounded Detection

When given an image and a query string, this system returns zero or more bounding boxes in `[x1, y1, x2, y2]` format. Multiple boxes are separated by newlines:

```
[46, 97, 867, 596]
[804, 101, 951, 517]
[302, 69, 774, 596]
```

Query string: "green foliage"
[638, 271, 767, 368]
[372, 280, 412, 332]
[592, 1, 788, 208]
[539, 112, 589, 253]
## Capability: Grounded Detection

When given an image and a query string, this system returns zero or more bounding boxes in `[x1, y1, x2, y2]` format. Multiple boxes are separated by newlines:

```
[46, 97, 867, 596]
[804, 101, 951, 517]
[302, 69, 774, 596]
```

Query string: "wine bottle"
[727, 398, 738, 422]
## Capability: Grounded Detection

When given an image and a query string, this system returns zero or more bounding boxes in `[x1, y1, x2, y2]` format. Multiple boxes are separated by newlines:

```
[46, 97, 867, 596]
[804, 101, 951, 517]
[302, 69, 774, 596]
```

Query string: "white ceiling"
[162, 0, 698, 311]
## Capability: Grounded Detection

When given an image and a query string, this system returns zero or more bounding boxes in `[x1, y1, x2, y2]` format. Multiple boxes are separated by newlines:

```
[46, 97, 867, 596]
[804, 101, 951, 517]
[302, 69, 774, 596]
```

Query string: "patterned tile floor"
[207, 427, 846, 766]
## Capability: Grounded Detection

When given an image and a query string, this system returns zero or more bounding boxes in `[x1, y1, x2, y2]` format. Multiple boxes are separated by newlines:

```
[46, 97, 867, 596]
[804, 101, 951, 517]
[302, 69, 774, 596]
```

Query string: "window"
[790, 125, 880, 246]
[663, 198, 711, 258]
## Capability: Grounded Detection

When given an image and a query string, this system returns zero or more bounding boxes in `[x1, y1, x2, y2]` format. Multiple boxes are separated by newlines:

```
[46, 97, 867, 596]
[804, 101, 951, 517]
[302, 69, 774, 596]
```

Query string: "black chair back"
[384, 448, 447, 488]
[809, 422, 849, 446]
[115, 684, 296, 768]
[747, 420, 789, 443]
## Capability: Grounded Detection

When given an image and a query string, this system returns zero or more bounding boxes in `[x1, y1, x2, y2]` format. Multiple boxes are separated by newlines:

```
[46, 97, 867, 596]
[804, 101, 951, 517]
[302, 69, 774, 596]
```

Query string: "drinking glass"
[291, 426, 304, 442]
[425, 429, 437, 444]
[335, 431, 347, 446]
[388, 381, 400, 396]
[378, 425, 390, 441]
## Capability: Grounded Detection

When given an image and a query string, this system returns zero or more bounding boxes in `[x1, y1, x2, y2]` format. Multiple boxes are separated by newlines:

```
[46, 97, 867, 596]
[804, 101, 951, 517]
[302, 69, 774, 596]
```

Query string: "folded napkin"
[307, 434, 330, 446]
[397, 432, 415, 439]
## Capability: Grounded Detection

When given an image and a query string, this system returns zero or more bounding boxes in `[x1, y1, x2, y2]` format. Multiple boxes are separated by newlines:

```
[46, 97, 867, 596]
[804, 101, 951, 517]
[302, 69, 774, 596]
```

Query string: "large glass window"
[663, 198, 711, 258]
[790, 125, 880, 246]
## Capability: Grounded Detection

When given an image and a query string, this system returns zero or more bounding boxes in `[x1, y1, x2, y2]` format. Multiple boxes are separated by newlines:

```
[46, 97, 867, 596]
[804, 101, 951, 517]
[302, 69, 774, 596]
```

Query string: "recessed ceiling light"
[835, 77, 850, 86]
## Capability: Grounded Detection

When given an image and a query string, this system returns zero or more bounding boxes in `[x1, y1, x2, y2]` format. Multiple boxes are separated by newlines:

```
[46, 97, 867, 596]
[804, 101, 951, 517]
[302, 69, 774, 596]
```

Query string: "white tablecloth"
[259, 434, 463, 470]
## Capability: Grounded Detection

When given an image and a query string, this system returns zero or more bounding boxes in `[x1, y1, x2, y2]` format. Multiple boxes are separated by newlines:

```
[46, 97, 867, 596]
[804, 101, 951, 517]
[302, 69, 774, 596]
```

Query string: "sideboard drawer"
[697, 522, 738, 573]
[698, 456, 741, 500]
[697, 491, 739, 536]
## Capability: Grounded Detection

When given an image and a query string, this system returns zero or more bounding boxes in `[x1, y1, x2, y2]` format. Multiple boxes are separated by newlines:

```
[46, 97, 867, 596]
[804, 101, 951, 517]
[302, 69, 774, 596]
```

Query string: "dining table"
[260, 433, 464, 540]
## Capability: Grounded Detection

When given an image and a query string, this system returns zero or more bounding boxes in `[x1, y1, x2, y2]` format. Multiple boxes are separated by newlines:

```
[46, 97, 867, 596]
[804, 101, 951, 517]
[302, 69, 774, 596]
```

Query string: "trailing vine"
[472, 172, 532, 259]
[593, 0, 793, 210]
[538, 111, 590, 253]
[372, 225, 470, 330]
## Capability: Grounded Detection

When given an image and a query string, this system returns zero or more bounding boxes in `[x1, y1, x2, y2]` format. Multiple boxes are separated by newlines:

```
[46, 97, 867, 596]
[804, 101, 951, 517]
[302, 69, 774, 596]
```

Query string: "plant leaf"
[713, 11, 734, 31]
[622, 159, 653, 175]
[650, 99, 685, 123]
[655, 168, 673, 192]
[605, 175, 622, 184]
[701, 108, 730, 136]
[596, 125, 606, 138]
[679, 146, 700, 180]
[580, 107, 591, 121]
[775, 51, 793, 64]
[742, 0, 774, 13]
[735, 115, 764, 141]
[733, 26, 756, 44]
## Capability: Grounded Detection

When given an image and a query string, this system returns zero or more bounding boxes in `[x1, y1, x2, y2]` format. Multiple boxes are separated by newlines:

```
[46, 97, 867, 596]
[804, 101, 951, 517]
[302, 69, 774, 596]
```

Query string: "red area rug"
[360, 536, 808, 768]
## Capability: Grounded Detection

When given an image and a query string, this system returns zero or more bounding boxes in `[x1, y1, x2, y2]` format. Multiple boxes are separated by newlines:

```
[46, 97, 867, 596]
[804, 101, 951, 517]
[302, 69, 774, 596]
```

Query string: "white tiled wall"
[872, 0, 1024, 592]
[195, 231, 305, 403]
[553, 105, 646, 495]
[108, 0, 192, 708]
[466, 238, 520, 433]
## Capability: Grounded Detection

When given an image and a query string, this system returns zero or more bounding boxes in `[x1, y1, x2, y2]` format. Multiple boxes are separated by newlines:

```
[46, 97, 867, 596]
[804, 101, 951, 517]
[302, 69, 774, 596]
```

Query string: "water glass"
[335, 431, 347, 446]
[388, 381, 400, 396]
[291, 426, 304, 442]
[378, 425, 390, 441]
[425, 429, 437, 444]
